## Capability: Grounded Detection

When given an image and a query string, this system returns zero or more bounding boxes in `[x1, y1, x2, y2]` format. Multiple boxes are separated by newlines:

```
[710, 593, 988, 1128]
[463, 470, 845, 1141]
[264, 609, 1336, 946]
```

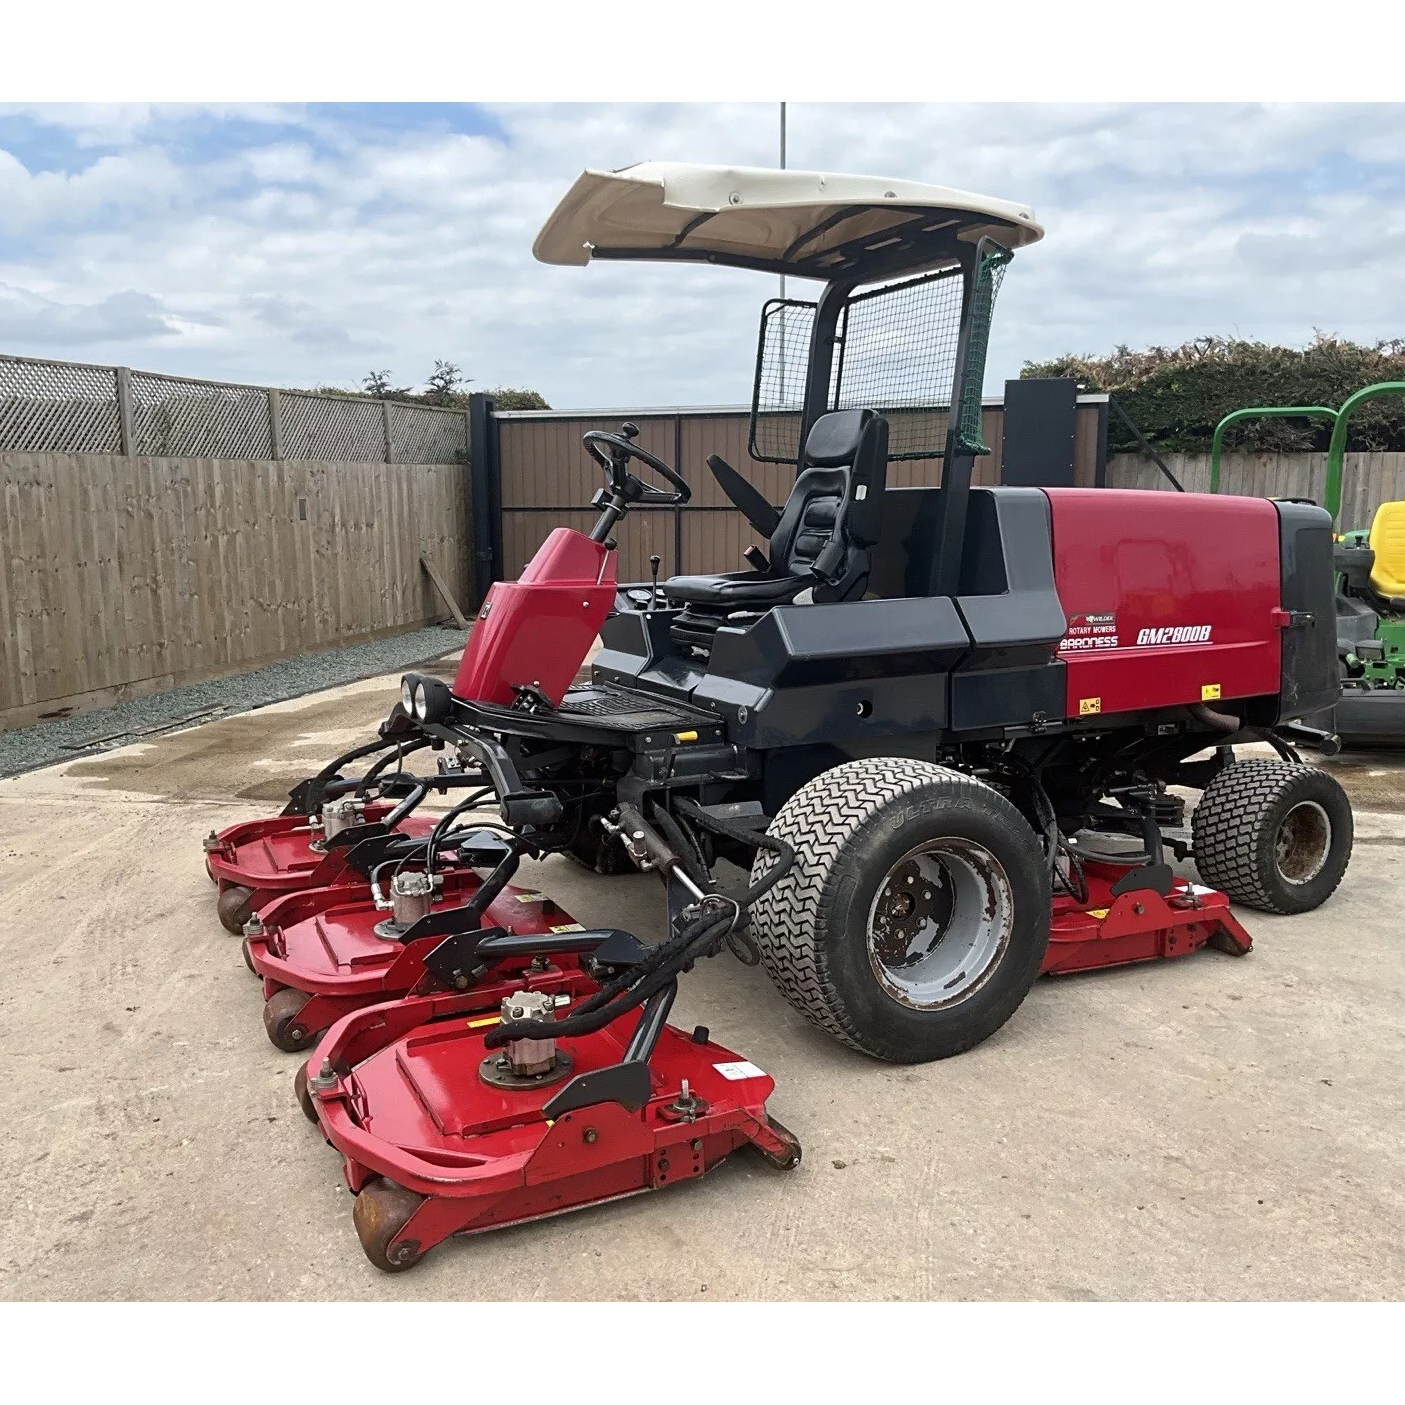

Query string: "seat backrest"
[769, 409, 889, 597]
[1368, 500, 1405, 600]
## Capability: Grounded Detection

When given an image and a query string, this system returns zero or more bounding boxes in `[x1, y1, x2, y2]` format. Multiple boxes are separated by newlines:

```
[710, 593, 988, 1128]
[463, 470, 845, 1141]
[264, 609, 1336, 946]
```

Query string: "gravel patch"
[0, 625, 465, 778]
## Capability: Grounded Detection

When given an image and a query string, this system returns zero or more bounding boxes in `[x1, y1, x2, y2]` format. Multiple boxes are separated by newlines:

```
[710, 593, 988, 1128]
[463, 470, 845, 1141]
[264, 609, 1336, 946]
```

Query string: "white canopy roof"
[533, 163, 1042, 279]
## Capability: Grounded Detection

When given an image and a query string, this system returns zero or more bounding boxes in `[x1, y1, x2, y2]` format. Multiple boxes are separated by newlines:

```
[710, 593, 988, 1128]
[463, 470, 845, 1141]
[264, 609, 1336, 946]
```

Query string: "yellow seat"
[1369, 501, 1405, 600]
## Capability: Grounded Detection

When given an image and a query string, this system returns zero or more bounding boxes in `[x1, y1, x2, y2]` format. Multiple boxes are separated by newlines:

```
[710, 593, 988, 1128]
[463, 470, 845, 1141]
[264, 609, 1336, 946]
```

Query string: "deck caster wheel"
[353, 1179, 426, 1273]
[240, 937, 257, 975]
[294, 1062, 319, 1124]
[263, 988, 316, 1053]
[216, 884, 256, 935]
[752, 1114, 803, 1171]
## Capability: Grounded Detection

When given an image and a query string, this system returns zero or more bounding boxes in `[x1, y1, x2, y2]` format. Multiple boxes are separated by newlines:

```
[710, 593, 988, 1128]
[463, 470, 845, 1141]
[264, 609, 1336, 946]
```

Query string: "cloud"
[237, 292, 369, 350]
[0, 102, 1402, 403]
[0, 283, 175, 346]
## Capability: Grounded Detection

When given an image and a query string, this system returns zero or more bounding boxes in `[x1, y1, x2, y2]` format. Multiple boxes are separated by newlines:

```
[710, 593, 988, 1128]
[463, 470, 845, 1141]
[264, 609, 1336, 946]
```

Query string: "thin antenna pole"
[778, 101, 787, 305]
[777, 101, 791, 448]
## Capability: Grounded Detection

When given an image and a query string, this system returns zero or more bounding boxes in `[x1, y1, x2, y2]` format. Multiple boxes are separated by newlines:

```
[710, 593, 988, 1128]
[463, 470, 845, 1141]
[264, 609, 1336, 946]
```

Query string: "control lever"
[648, 554, 662, 612]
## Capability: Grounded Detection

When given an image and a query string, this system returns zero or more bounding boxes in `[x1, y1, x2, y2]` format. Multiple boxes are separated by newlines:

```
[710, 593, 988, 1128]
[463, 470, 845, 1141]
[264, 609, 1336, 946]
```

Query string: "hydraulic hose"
[1005, 760, 1087, 906]
[674, 797, 793, 907]
[355, 737, 431, 796]
[673, 796, 795, 964]
[289, 734, 402, 814]
[424, 789, 495, 872]
[484, 899, 733, 1049]
[310, 735, 399, 788]
[486, 802, 795, 1048]
[648, 801, 710, 889]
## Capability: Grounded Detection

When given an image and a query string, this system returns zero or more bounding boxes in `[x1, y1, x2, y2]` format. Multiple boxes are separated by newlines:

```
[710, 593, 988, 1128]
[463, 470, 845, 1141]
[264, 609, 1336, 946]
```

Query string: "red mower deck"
[246, 869, 588, 1052]
[204, 806, 438, 932]
[299, 989, 801, 1272]
[1042, 863, 1252, 974]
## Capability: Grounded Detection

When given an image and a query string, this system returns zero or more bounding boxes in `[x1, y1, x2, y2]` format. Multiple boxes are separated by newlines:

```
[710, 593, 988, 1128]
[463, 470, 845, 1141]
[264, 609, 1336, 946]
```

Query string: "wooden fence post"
[115, 366, 135, 456]
[267, 388, 284, 460]
[382, 400, 393, 464]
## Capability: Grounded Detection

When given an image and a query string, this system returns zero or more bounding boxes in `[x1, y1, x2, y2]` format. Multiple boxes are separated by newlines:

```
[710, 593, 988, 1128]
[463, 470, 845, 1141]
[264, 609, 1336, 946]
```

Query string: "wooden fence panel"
[0, 452, 470, 728]
[1107, 450, 1405, 530]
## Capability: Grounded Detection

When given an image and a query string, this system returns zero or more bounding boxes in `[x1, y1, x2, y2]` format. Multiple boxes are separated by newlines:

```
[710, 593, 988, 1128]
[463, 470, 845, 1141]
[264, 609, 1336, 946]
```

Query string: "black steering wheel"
[582, 422, 691, 505]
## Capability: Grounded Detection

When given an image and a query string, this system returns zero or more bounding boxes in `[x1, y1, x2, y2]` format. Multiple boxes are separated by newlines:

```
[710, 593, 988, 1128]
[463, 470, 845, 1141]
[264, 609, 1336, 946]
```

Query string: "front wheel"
[749, 758, 1050, 1063]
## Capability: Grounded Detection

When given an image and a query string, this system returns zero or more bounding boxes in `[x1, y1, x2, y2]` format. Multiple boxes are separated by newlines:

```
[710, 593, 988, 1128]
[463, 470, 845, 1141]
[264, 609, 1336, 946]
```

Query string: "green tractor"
[1210, 382, 1405, 747]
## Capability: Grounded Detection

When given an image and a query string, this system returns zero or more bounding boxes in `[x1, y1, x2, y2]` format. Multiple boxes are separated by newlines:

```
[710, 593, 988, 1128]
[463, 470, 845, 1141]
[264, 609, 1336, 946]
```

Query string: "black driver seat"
[663, 409, 889, 651]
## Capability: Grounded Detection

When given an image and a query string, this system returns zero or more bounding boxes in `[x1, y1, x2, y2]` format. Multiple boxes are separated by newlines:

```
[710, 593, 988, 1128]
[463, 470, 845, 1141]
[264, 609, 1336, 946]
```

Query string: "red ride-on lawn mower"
[219, 163, 1354, 1270]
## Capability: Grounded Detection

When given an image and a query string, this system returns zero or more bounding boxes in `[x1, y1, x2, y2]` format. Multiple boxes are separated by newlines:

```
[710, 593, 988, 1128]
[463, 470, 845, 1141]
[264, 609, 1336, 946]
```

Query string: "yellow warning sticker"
[514, 892, 547, 902]
[1087, 907, 1110, 920]
[465, 1014, 497, 1029]
[1201, 683, 1222, 701]
[1079, 697, 1102, 715]
[549, 922, 586, 934]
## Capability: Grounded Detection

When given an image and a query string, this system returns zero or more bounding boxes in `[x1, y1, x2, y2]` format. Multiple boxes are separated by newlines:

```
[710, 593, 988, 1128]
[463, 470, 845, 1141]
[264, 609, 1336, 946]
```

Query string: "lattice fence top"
[390, 401, 467, 464]
[0, 355, 122, 453]
[130, 370, 274, 460]
[282, 391, 385, 462]
[0, 352, 470, 463]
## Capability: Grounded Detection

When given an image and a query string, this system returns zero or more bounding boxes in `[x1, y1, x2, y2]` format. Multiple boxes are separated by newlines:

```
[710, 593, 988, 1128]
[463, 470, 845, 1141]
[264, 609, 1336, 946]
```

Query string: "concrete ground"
[1, 664, 1402, 1301]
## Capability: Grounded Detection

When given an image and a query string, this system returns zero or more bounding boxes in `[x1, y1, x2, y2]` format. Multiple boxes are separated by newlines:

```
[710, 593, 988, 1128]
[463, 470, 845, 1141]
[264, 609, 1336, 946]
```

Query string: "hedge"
[1022, 335, 1405, 454]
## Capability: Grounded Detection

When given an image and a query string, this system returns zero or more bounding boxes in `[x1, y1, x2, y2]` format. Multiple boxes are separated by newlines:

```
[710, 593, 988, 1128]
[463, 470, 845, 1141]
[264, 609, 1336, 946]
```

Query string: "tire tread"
[1191, 758, 1350, 914]
[750, 757, 1039, 1058]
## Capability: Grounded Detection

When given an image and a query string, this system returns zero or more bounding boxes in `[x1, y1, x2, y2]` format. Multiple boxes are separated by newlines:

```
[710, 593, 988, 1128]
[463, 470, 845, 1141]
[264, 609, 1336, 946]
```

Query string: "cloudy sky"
[1, 102, 1403, 408]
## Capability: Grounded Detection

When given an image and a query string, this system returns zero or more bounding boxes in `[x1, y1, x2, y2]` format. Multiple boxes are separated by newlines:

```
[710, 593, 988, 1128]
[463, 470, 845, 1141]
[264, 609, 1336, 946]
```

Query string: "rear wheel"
[749, 758, 1050, 1063]
[1191, 758, 1353, 914]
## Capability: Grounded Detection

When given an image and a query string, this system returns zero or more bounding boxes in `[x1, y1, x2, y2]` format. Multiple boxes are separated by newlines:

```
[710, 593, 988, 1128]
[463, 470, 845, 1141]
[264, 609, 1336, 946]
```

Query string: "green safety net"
[954, 241, 1013, 457]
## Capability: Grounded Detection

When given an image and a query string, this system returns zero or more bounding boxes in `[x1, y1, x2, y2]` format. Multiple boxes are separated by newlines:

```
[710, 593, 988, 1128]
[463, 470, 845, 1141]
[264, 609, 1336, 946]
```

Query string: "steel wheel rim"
[866, 838, 1014, 1009]
[1275, 800, 1332, 885]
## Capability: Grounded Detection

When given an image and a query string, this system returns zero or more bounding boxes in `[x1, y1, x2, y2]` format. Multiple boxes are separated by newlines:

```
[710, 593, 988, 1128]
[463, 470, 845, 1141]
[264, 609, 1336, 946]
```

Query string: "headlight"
[400, 672, 451, 724]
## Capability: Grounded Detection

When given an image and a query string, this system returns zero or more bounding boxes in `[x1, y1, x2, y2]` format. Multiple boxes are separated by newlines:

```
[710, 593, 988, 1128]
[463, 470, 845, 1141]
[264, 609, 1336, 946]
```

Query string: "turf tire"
[748, 757, 1050, 1063]
[1191, 758, 1352, 915]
